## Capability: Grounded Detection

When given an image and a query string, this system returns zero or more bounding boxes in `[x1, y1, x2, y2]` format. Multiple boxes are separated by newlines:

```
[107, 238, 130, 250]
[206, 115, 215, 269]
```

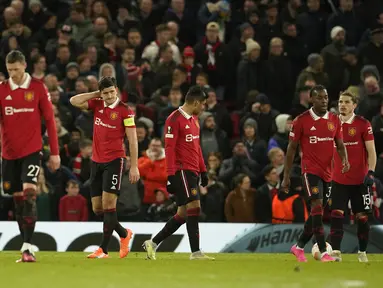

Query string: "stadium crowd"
[0, 0, 383, 224]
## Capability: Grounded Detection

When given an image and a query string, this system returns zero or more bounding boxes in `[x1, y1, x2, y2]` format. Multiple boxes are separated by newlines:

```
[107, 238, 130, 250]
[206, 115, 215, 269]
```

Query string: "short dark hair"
[128, 28, 140, 34]
[71, 3, 86, 14]
[6, 50, 26, 64]
[340, 90, 358, 104]
[310, 85, 327, 97]
[159, 44, 171, 55]
[150, 137, 162, 145]
[98, 76, 117, 91]
[197, 72, 208, 80]
[31, 53, 44, 66]
[233, 173, 248, 187]
[185, 85, 207, 104]
[79, 139, 92, 149]
[136, 121, 148, 130]
[66, 179, 79, 188]
[262, 164, 275, 177]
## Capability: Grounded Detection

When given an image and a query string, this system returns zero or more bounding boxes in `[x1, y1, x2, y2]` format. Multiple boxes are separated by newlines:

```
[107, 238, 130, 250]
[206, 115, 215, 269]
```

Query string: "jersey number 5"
[111, 174, 119, 190]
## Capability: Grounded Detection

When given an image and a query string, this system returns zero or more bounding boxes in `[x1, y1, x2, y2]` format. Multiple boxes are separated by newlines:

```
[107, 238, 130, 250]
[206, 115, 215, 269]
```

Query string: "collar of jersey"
[340, 113, 355, 124]
[309, 108, 329, 121]
[178, 107, 192, 119]
[9, 73, 32, 90]
[103, 97, 120, 109]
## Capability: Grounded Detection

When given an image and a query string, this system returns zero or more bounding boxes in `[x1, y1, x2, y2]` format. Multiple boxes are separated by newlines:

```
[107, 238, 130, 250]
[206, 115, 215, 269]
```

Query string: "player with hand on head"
[70, 76, 139, 259]
[282, 85, 350, 262]
[143, 85, 213, 260]
[0, 50, 60, 262]
[328, 91, 376, 262]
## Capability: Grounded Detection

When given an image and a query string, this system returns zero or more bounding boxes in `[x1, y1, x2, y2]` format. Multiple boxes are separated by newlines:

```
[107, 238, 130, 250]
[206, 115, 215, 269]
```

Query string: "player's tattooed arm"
[69, 91, 100, 110]
[282, 140, 298, 190]
[334, 138, 350, 173]
[365, 140, 377, 172]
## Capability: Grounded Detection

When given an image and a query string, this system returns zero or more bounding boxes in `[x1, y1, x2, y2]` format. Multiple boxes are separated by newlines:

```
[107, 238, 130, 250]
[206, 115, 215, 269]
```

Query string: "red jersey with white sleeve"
[333, 114, 374, 185]
[0, 73, 59, 160]
[87, 98, 135, 163]
[289, 108, 342, 182]
[164, 107, 207, 176]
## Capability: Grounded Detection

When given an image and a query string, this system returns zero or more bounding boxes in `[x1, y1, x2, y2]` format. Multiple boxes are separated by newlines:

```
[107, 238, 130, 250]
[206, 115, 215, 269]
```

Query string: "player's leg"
[181, 170, 213, 260]
[100, 158, 132, 258]
[144, 172, 187, 260]
[352, 185, 372, 262]
[87, 162, 109, 258]
[20, 152, 41, 262]
[327, 182, 348, 261]
[144, 206, 186, 260]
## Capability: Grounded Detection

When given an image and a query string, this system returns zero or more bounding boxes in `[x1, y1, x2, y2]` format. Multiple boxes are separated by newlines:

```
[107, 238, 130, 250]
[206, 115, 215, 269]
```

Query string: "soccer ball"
[311, 242, 333, 260]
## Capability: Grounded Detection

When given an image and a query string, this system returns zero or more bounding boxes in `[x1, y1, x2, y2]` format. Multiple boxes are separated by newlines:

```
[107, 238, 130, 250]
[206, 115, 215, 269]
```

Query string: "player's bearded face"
[193, 100, 206, 115]
[101, 86, 118, 105]
[6, 61, 26, 84]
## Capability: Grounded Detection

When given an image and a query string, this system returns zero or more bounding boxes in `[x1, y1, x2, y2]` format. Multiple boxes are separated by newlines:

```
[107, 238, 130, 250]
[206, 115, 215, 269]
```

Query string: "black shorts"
[172, 170, 199, 206]
[1, 151, 41, 194]
[302, 173, 331, 203]
[331, 181, 372, 214]
[90, 157, 126, 197]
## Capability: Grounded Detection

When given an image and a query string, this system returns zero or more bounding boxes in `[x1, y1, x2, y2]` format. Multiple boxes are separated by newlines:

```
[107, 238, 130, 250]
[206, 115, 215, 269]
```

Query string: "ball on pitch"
[311, 242, 332, 260]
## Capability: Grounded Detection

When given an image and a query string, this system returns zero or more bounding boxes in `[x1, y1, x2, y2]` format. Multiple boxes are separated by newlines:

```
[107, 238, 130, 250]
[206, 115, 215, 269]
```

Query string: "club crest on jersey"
[348, 127, 356, 136]
[110, 112, 118, 120]
[327, 122, 335, 131]
[311, 186, 319, 194]
[24, 91, 34, 102]
[191, 188, 198, 196]
[3, 181, 10, 190]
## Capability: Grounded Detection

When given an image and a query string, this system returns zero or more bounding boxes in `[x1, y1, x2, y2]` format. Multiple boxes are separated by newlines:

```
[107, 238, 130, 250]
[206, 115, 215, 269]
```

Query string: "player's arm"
[364, 122, 377, 172]
[39, 84, 59, 158]
[69, 91, 100, 110]
[334, 119, 349, 171]
[124, 112, 140, 183]
[164, 118, 179, 176]
[282, 118, 301, 186]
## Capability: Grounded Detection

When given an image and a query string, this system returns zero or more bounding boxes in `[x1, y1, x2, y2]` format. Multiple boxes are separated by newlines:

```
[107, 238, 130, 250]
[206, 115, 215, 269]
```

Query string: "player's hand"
[281, 177, 290, 192]
[129, 166, 140, 184]
[167, 175, 176, 194]
[342, 160, 350, 173]
[49, 155, 61, 171]
[200, 172, 208, 187]
[363, 170, 374, 187]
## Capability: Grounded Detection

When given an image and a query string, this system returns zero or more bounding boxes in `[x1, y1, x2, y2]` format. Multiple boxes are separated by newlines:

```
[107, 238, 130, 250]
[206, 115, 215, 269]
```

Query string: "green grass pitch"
[1, 252, 382, 288]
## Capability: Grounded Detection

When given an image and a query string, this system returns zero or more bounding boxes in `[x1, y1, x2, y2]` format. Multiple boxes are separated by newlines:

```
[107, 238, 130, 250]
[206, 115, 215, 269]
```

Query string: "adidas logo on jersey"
[310, 126, 316, 131]
[99, 110, 103, 113]
[185, 125, 190, 129]
[5, 95, 12, 100]
[111, 185, 116, 190]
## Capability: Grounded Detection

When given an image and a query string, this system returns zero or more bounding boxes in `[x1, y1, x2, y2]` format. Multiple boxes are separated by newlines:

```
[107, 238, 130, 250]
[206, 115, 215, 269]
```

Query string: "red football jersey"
[333, 114, 374, 185]
[164, 108, 207, 176]
[289, 108, 342, 182]
[0, 74, 59, 160]
[87, 98, 135, 163]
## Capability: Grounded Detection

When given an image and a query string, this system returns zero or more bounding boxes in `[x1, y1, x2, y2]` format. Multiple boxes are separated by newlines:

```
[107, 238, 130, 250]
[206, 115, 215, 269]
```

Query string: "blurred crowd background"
[0, 0, 382, 224]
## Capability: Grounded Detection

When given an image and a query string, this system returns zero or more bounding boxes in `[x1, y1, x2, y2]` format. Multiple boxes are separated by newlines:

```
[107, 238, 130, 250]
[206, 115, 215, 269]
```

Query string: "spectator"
[200, 171, 226, 222]
[321, 26, 346, 100]
[268, 147, 285, 177]
[135, 0, 162, 45]
[236, 39, 263, 109]
[77, 53, 96, 77]
[199, 112, 231, 161]
[136, 121, 151, 157]
[146, 85, 170, 112]
[181, 46, 202, 86]
[36, 168, 53, 221]
[205, 86, 233, 138]
[138, 138, 167, 205]
[30, 53, 47, 80]
[271, 189, 308, 224]
[29, 12, 57, 55]
[72, 139, 92, 184]
[59, 179, 88, 221]
[167, 21, 186, 54]
[89, 0, 111, 22]
[172, 65, 189, 96]
[98, 62, 116, 79]
[371, 101, 383, 157]
[146, 188, 175, 222]
[229, 22, 255, 70]
[289, 85, 311, 119]
[207, 152, 222, 175]
[242, 118, 268, 167]
[359, 25, 383, 80]
[218, 141, 260, 187]
[48, 44, 72, 80]
[0, 7, 17, 32]
[258, 2, 282, 53]
[66, 4, 93, 43]
[357, 75, 383, 121]
[157, 87, 182, 134]
[142, 24, 181, 65]
[268, 114, 293, 153]
[49, 87, 72, 130]
[296, 53, 329, 92]
[153, 44, 177, 89]
[342, 47, 363, 88]
[280, 0, 303, 24]
[196, 72, 209, 87]
[224, 173, 256, 223]
[83, 16, 109, 49]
